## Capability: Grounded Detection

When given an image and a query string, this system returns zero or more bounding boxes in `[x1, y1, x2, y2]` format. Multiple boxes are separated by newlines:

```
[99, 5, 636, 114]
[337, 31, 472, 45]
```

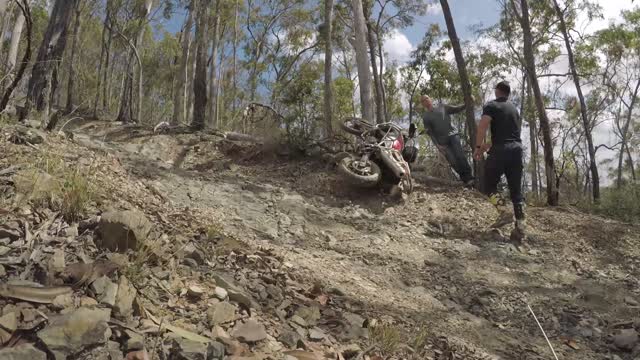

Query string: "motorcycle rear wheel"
[337, 157, 381, 187]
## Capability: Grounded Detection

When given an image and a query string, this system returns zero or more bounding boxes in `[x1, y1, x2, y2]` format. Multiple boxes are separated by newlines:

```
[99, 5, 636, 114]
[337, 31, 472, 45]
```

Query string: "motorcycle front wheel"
[337, 157, 381, 187]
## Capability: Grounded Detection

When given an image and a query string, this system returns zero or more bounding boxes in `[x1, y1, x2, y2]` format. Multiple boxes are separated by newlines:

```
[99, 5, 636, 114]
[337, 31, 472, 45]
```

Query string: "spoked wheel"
[337, 157, 381, 187]
[341, 117, 374, 136]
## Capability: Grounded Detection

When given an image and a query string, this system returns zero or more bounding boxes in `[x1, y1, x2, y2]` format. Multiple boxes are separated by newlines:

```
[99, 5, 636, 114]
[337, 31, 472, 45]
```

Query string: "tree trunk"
[376, 33, 388, 121]
[65, 1, 82, 114]
[116, 1, 148, 123]
[526, 76, 539, 196]
[102, 14, 113, 112]
[365, 17, 383, 123]
[209, 1, 220, 128]
[552, 0, 599, 201]
[232, 0, 238, 115]
[6, 9, 25, 72]
[0, 0, 31, 113]
[117, 55, 134, 123]
[172, 4, 193, 125]
[350, 0, 375, 122]
[323, 0, 334, 136]
[192, 0, 210, 130]
[616, 78, 640, 187]
[93, 1, 110, 117]
[517, 0, 558, 205]
[0, 2, 12, 66]
[440, 0, 479, 185]
[21, 0, 78, 127]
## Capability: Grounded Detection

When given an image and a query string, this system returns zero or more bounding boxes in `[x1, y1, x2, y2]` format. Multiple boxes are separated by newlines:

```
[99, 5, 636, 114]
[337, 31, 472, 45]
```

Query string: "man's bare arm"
[445, 104, 465, 115]
[474, 115, 492, 160]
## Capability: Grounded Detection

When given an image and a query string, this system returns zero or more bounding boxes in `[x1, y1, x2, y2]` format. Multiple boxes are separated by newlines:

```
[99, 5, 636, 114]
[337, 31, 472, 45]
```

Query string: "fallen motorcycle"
[336, 118, 418, 194]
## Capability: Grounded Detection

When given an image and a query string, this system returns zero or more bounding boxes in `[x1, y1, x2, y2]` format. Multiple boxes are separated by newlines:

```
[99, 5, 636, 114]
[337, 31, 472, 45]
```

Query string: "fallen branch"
[527, 303, 559, 360]
[355, 344, 377, 360]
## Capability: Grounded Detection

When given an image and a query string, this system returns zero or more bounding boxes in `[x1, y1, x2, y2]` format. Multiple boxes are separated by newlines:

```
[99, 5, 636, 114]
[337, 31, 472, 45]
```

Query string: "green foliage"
[585, 183, 640, 223]
[333, 76, 355, 122]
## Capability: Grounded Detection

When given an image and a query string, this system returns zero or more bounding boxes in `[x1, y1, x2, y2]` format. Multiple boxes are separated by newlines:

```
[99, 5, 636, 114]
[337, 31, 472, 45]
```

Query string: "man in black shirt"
[474, 81, 526, 233]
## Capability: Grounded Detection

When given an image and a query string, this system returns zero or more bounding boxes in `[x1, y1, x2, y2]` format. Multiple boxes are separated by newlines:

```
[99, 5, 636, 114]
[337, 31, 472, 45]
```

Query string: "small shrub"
[369, 323, 403, 355]
[588, 183, 640, 223]
[58, 169, 93, 222]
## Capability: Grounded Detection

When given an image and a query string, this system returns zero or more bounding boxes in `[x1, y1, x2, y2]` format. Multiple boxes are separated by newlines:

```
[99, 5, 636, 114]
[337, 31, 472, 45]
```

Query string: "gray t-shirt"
[421, 104, 465, 145]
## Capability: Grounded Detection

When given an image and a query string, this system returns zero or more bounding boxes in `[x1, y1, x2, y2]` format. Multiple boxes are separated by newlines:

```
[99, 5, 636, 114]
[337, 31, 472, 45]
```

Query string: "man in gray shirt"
[420, 94, 474, 186]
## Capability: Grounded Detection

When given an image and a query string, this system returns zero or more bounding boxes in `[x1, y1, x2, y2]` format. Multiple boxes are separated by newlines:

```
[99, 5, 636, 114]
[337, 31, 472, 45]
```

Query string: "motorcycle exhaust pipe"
[380, 149, 406, 178]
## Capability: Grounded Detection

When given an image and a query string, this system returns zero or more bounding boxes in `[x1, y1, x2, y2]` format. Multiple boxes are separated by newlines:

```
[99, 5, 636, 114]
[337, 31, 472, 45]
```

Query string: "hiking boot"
[514, 202, 526, 221]
[510, 219, 527, 244]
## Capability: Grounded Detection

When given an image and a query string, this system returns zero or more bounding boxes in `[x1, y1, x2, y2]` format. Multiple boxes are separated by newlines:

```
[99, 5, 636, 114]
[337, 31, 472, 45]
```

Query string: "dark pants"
[440, 134, 473, 182]
[483, 142, 525, 217]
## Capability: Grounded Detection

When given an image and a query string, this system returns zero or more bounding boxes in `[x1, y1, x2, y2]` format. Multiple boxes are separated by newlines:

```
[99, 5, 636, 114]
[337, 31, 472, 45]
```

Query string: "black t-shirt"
[482, 97, 521, 145]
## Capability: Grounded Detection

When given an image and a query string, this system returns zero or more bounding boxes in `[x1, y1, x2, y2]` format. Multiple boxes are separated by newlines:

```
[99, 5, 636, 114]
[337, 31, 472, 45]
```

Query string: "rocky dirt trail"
[1, 121, 640, 360]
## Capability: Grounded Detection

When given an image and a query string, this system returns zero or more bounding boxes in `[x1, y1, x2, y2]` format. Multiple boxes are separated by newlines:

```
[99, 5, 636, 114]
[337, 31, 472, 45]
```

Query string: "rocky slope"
[1, 120, 639, 360]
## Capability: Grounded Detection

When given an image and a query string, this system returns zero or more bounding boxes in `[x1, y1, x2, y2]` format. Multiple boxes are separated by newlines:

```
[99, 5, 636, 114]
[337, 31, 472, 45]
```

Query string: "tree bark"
[6, 9, 25, 72]
[376, 32, 388, 120]
[0, 0, 30, 113]
[102, 12, 113, 112]
[209, 0, 221, 128]
[323, 0, 334, 136]
[616, 78, 640, 187]
[192, 0, 210, 130]
[350, 0, 375, 123]
[526, 76, 539, 196]
[65, 1, 82, 114]
[516, 0, 559, 205]
[172, 3, 193, 125]
[21, 0, 78, 127]
[0, 1, 12, 67]
[93, 1, 109, 117]
[366, 21, 384, 123]
[440, 0, 479, 185]
[552, 0, 600, 201]
[232, 0, 238, 115]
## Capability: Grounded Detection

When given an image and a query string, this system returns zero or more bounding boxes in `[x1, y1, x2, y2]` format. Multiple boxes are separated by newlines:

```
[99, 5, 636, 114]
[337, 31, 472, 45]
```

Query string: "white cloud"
[426, 3, 443, 15]
[383, 30, 414, 64]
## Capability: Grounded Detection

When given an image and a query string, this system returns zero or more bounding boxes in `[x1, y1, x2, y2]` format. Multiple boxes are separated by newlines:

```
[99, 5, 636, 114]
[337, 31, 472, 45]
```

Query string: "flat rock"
[115, 276, 137, 318]
[170, 337, 225, 360]
[207, 302, 238, 326]
[183, 243, 206, 265]
[14, 170, 58, 201]
[295, 306, 320, 327]
[188, 285, 205, 299]
[613, 328, 639, 351]
[214, 287, 228, 300]
[308, 327, 326, 341]
[126, 330, 145, 351]
[0, 264, 6, 277]
[37, 307, 111, 359]
[0, 344, 47, 360]
[10, 126, 46, 145]
[212, 274, 259, 310]
[232, 319, 268, 343]
[51, 293, 74, 310]
[98, 210, 152, 252]
[278, 330, 303, 349]
[91, 275, 118, 306]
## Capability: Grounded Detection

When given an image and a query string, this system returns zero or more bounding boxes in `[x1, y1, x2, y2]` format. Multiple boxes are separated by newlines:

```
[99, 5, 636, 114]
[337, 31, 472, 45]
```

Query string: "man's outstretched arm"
[445, 104, 466, 115]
